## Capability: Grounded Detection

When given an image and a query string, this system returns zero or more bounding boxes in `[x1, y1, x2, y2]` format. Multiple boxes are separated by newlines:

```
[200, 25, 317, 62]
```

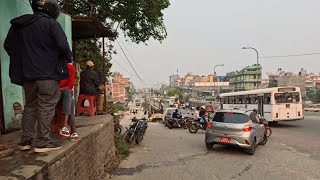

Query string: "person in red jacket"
[59, 63, 79, 141]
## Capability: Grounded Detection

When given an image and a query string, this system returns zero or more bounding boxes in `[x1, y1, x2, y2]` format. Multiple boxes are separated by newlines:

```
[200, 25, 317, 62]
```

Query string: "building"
[112, 72, 130, 103]
[169, 75, 179, 87]
[227, 64, 262, 92]
[194, 82, 230, 95]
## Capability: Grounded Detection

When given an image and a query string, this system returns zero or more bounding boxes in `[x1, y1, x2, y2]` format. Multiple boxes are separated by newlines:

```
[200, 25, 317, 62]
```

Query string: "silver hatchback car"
[205, 110, 267, 155]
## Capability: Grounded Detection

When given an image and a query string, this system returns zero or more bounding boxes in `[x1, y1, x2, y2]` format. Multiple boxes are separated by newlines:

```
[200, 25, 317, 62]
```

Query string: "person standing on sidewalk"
[80, 60, 105, 115]
[4, 0, 72, 153]
[59, 63, 80, 141]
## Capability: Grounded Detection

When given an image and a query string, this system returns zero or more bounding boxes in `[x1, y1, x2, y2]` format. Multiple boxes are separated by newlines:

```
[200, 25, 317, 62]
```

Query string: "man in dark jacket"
[80, 60, 104, 114]
[4, 0, 72, 153]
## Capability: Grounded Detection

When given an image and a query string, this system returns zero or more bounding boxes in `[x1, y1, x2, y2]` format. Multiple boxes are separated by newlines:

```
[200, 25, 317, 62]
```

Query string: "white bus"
[219, 87, 304, 123]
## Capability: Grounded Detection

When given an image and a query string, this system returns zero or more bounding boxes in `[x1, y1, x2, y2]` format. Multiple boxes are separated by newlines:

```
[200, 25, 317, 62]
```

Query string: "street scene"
[110, 101, 320, 180]
[0, 0, 320, 180]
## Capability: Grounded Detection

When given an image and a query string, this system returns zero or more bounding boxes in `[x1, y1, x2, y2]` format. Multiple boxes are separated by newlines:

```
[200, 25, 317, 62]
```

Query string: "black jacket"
[80, 68, 101, 95]
[4, 13, 72, 85]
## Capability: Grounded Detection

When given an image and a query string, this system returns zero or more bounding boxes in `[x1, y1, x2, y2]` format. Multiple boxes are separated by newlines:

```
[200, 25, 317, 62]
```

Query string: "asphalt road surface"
[110, 109, 320, 180]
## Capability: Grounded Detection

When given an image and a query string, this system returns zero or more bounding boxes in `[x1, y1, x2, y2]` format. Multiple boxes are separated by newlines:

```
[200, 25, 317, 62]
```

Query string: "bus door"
[257, 94, 264, 117]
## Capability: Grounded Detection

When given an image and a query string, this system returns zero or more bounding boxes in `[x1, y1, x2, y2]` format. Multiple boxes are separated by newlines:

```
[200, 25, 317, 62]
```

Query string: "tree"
[59, 0, 170, 86]
[166, 87, 180, 97]
[311, 90, 320, 103]
[60, 0, 170, 43]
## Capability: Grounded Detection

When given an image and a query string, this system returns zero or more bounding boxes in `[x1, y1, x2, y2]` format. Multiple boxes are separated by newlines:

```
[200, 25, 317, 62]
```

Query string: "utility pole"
[242, 46, 260, 90]
[214, 64, 224, 109]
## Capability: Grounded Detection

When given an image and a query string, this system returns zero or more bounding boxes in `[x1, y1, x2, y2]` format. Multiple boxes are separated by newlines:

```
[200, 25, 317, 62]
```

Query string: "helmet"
[31, 0, 61, 20]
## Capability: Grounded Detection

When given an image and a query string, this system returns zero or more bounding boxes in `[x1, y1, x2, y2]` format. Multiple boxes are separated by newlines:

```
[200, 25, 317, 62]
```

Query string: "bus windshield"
[274, 92, 300, 103]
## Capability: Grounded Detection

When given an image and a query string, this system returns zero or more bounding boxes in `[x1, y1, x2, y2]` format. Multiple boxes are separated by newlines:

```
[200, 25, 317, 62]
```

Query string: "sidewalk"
[0, 115, 115, 180]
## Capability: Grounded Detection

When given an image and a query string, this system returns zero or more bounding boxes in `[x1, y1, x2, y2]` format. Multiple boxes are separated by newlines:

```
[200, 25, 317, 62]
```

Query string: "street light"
[213, 64, 224, 109]
[242, 47, 259, 65]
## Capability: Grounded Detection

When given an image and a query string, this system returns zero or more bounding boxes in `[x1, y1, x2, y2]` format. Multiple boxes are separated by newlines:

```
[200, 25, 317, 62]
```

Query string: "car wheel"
[206, 143, 214, 150]
[259, 133, 268, 146]
[245, 138, 256, 155]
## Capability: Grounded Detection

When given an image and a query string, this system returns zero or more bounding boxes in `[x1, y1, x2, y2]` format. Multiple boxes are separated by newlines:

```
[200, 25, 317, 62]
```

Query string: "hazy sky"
[111, 0, 320, 88]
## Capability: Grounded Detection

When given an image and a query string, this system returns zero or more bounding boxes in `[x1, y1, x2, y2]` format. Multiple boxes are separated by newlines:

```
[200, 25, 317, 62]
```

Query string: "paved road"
[110, 111, 320, 180]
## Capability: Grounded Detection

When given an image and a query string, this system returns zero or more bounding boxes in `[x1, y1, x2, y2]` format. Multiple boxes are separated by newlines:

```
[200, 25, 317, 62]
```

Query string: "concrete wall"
[0, 0, 72, 131]
[0, 0, 32, 130]
[43, 118, 115, 180]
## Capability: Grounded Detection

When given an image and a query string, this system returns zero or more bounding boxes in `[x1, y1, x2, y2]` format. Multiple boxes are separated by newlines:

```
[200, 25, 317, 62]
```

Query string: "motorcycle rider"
[249, 109, 260, 124]
[172, 109, 181, 127]
[194, 107, 200, 120]
[199, 106, 207, 127]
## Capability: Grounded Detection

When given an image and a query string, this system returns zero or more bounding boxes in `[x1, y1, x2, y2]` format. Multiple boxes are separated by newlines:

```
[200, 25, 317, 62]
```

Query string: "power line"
[261, 52, 320, 59]
[118, 38, 145, 76]
[116, 40, 144, 81]
[111, 59, 138, 78]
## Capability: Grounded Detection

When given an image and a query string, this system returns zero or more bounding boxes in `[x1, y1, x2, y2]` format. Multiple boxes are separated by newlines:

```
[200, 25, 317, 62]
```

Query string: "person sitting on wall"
[59, 63, 80, 141]
[80, 60, 104, 115]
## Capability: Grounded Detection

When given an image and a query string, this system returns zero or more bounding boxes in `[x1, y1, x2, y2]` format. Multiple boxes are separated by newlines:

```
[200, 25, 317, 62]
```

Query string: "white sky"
[111, 0, 320, 88]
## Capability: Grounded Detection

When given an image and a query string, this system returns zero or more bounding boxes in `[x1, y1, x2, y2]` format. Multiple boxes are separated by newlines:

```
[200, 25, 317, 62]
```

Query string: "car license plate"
[220, 137, 230, 143]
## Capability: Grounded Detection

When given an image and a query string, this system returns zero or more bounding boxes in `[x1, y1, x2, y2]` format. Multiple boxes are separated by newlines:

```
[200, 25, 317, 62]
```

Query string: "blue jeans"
[60, 89, 75, 126]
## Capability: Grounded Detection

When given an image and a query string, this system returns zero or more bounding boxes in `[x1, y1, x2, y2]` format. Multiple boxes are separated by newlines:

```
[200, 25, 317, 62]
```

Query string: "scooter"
[166, 117, 184, 129]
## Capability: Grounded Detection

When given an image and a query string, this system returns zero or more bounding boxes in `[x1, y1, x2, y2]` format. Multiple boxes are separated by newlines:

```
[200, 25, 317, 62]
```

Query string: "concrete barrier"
[0, 115, 115, 180]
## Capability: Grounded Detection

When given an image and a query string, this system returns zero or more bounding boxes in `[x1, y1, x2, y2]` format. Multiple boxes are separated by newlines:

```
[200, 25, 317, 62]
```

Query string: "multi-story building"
[112, 72, 130, 103]
[169, 75, 179, 87]
[227, 64, 262, 92]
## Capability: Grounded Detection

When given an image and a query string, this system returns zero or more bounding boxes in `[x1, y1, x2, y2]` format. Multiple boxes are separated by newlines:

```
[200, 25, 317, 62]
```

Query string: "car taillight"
[243, 125, 251, 132]
[207, 123, 212, 129]
[245, 140, 250, 145]
[275, 113, 278, 118]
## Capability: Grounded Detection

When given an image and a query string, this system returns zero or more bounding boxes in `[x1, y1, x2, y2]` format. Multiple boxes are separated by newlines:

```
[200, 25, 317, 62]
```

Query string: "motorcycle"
[258, 115, 272, 137]
[181, 117, 193, 129]
[189, 119, 207, 133]
[123, 118, 148, 147]
[166, 117, 184, 129]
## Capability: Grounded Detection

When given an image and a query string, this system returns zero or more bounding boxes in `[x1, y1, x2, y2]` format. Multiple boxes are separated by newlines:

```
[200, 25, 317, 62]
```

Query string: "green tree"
[60, 0, 170, 43]
[166, 87, 180, 97]
[59, 0, 170, 85]
[311, 90, 320, 103]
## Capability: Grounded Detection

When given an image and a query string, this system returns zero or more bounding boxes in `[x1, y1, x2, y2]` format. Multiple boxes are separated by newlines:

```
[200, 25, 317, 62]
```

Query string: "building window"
[254, 82, 256, 86]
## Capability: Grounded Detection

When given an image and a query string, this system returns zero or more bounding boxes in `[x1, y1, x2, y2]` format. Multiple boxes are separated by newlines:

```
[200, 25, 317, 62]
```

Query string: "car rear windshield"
[212, 112, 249, 124]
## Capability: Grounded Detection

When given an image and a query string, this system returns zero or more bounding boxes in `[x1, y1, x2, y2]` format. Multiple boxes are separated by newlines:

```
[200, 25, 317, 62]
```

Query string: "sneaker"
[33, 142, 62, 153]
[18, 140, 32, 151]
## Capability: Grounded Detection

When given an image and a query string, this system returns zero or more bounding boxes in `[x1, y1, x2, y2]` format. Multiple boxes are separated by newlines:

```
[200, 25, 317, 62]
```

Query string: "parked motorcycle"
[123, 118, 148, 147]
[189, 119, 207, 133]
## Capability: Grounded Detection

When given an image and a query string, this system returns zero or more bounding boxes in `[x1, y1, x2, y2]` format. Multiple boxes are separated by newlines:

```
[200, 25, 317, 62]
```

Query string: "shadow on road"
[269, 123, 301, 128]
[207, 144, 246, 155]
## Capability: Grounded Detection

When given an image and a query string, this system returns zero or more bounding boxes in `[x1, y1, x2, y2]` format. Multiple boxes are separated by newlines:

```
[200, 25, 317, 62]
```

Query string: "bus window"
[292, 92, 300, 103]
[275, 92, 300, 103]
[241, 96, 248, 104]
[235, 96, 240, 104]
[224, 97, 229, 104]
[229, 96, 235, 104]
[249, 95, 256, 104]
[264, 94, 271, 104]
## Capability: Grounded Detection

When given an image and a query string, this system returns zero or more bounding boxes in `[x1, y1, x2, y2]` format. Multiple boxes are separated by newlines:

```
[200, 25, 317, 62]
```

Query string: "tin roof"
[72, 16, 117, 40]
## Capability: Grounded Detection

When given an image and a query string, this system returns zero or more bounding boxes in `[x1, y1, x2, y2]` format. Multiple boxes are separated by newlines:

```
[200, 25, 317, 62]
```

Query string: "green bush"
[115, 137, 130, 157]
